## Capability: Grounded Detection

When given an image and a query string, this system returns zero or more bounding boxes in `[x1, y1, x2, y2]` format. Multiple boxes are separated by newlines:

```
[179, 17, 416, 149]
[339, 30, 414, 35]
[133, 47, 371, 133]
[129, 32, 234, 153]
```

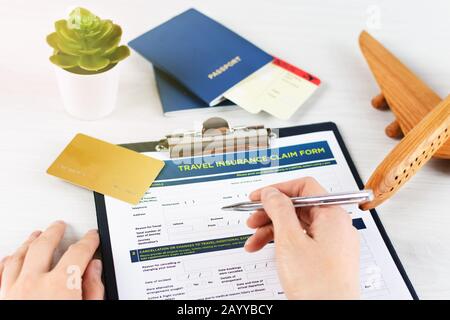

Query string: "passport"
[129, 8, 273, 106]
[153, 66, 236, 116]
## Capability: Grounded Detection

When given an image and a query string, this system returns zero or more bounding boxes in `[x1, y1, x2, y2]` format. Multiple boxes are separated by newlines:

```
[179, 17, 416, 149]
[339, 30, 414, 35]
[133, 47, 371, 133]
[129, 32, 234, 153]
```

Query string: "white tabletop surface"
[0, 0, 449, 299]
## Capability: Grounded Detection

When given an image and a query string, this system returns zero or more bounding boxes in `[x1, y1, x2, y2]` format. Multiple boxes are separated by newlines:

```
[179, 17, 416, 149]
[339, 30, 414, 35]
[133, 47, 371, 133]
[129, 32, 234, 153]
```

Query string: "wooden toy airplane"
[359, 31, 450, 159]
[358, 31, 450, 210]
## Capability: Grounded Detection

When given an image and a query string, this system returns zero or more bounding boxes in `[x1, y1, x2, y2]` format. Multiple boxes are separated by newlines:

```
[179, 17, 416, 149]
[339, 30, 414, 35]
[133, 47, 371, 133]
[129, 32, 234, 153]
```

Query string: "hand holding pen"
[236, 177, 361, 300]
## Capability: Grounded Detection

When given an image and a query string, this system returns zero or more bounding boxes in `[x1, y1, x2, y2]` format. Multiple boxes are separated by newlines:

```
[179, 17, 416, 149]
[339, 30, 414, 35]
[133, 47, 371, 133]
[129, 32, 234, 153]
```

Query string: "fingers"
[0, 231, 42, 291]
[0, 256, 5, 274]
[260, 187, 303, 236]
[244, 224, 274, 252]
[247, 208, 312, 230]
[250, 177, 327, 201]
[22, 221, 66, 274]
[246, 209, 311, 252]
[0, 256, 8, 288]
[82, 259, 104, 300]
[54, 229, 99, 276]
[247, 210, 271, 229]
[249, 177, 329, 225]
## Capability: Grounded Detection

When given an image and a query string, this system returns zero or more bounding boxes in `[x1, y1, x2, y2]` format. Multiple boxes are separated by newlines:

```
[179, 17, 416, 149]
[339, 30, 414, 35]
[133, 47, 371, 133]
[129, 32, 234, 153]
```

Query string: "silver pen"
[221, 190, 373, 211]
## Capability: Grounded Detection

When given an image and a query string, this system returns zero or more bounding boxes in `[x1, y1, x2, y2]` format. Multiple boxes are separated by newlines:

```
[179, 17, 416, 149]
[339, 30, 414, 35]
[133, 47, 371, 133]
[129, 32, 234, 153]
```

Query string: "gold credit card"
[47, 133, 165, 205]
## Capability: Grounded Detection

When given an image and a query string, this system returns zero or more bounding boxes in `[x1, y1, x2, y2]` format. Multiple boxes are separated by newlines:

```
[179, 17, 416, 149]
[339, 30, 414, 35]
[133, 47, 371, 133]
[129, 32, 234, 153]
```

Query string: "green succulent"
[47, 7, 130, 74]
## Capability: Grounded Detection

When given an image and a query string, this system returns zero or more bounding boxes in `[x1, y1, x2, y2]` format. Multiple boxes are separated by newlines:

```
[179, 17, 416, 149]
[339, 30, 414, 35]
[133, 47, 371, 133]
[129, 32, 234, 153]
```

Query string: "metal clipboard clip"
[156, 117, 276, 159]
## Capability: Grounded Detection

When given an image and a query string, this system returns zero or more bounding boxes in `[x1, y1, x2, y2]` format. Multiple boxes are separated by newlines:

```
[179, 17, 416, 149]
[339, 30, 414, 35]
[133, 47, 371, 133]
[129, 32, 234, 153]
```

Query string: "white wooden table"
[0, 0, 449, 299]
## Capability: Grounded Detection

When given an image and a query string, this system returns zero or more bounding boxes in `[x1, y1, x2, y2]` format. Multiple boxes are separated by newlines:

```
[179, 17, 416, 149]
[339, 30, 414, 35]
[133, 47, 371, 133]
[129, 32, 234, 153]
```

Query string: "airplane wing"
[359, 31, 449, 159]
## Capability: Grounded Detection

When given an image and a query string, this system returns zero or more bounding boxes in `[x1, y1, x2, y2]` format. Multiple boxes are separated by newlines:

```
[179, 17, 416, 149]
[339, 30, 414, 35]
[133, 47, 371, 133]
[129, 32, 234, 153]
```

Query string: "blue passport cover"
[129, 8, 273, 105]
[153, 67, 234, 114]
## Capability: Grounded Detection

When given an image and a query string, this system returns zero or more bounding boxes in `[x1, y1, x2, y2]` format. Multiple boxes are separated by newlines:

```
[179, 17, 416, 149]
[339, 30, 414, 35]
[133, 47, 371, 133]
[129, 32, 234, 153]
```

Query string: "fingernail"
[262, 187, 278, 196]
[93, 259, 102, 275]
[244, 236, 252, 247]
[30, 230, 42, 238]
[53, 220, 65, 225]
[87, 229, 98, 235]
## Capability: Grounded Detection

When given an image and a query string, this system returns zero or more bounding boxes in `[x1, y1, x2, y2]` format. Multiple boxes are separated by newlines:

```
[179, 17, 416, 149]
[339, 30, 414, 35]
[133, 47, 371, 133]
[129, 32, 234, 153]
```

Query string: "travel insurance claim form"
[102, 126, 414, 300]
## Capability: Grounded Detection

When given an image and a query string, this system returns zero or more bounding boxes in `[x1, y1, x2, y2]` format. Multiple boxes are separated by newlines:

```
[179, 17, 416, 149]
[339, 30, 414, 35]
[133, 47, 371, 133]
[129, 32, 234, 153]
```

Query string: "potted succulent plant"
[47, 7, 130, 120]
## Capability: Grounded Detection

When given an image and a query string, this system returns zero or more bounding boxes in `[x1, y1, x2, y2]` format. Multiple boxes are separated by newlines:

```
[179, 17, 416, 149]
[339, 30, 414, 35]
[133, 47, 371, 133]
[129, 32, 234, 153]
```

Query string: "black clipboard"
[94, 121, 418, 300]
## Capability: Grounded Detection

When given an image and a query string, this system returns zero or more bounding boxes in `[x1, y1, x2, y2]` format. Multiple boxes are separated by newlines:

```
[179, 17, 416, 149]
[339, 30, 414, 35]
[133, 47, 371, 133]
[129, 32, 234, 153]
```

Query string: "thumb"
[260, 187, 303, 236]
[82, 259, 104, 300]
[0, 256, 6, 288]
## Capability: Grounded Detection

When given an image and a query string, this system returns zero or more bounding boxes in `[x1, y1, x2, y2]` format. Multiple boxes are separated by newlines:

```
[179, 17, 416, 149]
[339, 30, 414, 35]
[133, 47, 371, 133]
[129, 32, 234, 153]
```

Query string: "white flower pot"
[54, 65, 120, 120]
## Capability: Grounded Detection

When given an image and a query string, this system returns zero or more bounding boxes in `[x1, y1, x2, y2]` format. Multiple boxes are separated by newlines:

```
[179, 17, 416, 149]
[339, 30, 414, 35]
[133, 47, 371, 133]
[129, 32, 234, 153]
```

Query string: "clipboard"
[94, 120, 418, 300]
